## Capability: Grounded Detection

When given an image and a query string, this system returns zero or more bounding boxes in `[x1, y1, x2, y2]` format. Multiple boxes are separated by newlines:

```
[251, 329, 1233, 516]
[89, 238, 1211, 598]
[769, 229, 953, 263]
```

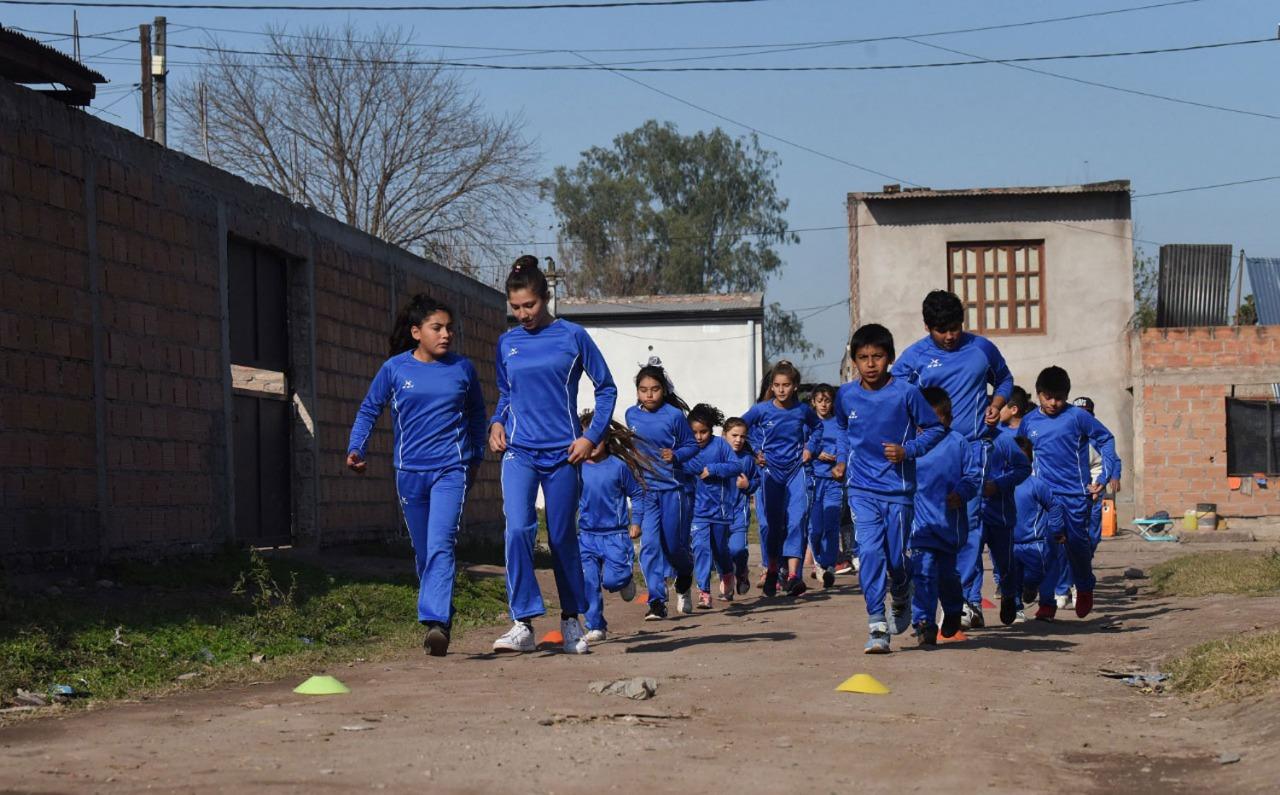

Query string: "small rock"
[1124, 584, 1139, 596]
[14, 689, 47, 707]
[1148, 712, 1168, 719]
[319, 769, 336, 775]
[588, 677, 658, 700]
[44, 585, 62, 597]
[1217, 752, 1241, 765]
[536, 718, 554, 726]
[251, 653, 266, 664]
[1123, 567, 1146, 580]
[340, 725, 374, 732]
[176, 672, 201, 681]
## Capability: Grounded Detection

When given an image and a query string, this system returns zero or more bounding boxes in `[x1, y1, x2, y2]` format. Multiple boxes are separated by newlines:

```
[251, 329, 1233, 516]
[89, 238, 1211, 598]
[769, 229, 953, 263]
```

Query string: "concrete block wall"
[0, 79, 505, 563]
[1131, 325, 1280, 519]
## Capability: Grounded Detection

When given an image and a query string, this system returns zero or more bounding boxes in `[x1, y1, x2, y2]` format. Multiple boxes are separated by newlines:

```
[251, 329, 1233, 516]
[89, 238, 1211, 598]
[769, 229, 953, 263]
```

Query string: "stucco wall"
[848, 190, 1135, 515]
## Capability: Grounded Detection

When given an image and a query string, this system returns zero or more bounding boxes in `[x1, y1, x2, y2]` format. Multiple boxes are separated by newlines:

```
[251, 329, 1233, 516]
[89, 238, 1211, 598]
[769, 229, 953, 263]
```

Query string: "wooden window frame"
[947, 240, 1047, 336]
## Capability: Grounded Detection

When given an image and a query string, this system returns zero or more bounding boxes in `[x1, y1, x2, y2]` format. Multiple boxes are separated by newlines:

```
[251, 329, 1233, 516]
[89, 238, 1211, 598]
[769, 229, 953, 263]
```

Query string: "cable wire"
[0, 0, 769, 10]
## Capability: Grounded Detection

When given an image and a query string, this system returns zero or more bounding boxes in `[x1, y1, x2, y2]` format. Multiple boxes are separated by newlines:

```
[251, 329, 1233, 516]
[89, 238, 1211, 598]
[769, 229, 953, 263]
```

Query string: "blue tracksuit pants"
[808, 476, 842, 570]
[957, 492, 986, 605]
[639, 488, 692, 605]
[1013, 539, 1062, 608]
[850, 495, 912, 621]
[729, 512, 750, 578]
[1060, 495, 1104, 594]
[501, 448, 587, 621]
[1057, 493, 1097, 592]
[692, 520, 733, 592]
[396, 467, 467, 625]
[984, 520, 1017, 600]
[761, 467, 812, 569]
[910, 545, 964, 628]
[755, 482, 771, 569]
[579, 529, 634, 632]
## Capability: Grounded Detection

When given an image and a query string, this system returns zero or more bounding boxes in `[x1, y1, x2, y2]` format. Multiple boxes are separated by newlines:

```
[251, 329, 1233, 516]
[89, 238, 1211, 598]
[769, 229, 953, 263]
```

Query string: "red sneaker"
[1034, 603, 1057, 621]
[720, 573, 734, 600]
[1075, 590, 1094, 618]
[697, 590, 713, 610]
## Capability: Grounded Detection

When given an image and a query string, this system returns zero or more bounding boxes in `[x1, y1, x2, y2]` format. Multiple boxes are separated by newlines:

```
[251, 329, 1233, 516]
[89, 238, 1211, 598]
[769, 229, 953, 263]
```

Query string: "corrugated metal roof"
[848, 180, 1130, 202]
[0, 26, 107, 84]
[558, 292, 764, 317]
[1157, 244, 1232, 327]
[1246, 257, 1280, 326]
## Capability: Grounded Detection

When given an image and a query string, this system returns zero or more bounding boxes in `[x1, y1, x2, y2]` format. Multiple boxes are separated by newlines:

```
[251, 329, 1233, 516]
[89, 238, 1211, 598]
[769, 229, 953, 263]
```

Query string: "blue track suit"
[809, 414, 845, 570]
[974, 427, 1032, 602]
[910, 428, 983, 627]
[685, 436, 750, 591]
[727, 446, 760, 579]
[578, 456, 646, 632]
[835, 377, 945, 622]
[747, 423, 771, 570]
[1010, 476, 1068, 608]
[894, 332, 1013, 605]
[741, 400, 823, 572]
[491, 319, 617, 622]
[348, 351, 487, 625]
[1017, 406, 1120, 594]
[626, 402, 699, 604]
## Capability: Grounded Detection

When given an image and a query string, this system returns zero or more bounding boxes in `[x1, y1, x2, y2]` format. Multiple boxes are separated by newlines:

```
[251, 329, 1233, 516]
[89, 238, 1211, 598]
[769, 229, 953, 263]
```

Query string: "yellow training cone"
[835, 673, 890, 695]
[293, 675, 350, 695]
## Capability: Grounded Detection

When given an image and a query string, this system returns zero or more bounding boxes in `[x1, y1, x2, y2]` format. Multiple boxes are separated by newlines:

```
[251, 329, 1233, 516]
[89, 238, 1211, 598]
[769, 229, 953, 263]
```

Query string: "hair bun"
[512, 254, 540, 275]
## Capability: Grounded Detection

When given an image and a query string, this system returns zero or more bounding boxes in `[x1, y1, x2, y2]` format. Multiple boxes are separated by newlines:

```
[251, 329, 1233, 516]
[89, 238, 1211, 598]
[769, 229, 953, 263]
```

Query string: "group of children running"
[347, 256, 1121, 658]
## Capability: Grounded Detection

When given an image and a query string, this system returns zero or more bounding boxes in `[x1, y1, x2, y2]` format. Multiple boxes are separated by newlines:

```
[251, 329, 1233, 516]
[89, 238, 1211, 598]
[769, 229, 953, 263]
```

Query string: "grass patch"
[0, 548, 507, 710]
[1150, 550, 1280, 597]
[1170, 630, 1280, 700]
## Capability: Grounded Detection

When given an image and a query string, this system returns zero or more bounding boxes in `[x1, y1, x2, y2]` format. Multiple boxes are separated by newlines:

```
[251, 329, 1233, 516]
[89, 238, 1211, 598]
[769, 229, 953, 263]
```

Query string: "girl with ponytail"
[346, 294, 487, 658]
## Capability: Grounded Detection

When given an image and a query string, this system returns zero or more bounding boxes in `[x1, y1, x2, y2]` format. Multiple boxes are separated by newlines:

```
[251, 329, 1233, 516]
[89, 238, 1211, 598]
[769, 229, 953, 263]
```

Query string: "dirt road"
[2, 539, 1277, 793]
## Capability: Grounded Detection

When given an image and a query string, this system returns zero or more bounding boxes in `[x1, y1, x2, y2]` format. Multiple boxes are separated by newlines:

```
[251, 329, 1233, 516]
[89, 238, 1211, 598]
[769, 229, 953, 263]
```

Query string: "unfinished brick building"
[1, 76, 506, 564]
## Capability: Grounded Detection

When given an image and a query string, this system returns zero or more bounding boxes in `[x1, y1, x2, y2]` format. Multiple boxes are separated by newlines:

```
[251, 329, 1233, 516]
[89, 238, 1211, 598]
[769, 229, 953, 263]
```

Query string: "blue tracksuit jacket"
[1017, 406, 1122, 496]
[625, 402, 699, 491]
[740, 400, 824, 480]
[892, 333, 1014, 442]
[1013, 476, 1068, 544]
[981, 427, 1033, 529]
[911, 427, 983, 552]
[834, 377, 946, 504]
[579, 456, 647, 532]
[683, 436, 749, 523]
[811, 414, 842, 480]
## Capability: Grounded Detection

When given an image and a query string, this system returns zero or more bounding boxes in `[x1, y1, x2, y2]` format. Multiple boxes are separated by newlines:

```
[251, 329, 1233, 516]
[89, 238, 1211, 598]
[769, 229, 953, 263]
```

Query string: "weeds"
[1150, 550, 1280, 597]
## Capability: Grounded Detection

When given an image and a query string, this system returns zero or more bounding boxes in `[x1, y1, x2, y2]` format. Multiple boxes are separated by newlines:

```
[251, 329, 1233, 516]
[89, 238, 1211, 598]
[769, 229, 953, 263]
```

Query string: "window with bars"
[1225, 398, 1280, 476]
[947, 241, 1046, 335]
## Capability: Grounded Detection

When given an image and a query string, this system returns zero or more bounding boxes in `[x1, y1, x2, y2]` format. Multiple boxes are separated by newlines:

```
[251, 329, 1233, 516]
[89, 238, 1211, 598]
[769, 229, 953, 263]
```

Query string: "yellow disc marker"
[293, 675, 351, 696]
[835, 673, 890, 695]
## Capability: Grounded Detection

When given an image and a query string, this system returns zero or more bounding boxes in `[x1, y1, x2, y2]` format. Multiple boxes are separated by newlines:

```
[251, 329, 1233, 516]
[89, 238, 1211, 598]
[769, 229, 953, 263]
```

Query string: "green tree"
[1235, 294, 1258, 325]
[1131, 251, 1158, 329]
[544, 121, 815, 356]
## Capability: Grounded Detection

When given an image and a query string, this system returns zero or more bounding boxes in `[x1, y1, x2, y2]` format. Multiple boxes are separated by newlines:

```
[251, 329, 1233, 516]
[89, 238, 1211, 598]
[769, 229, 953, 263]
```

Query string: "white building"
[559, 293, 766, 421]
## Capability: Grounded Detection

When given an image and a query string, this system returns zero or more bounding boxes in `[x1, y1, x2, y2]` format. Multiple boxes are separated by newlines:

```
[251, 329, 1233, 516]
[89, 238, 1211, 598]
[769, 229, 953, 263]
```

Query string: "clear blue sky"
[10, 0, 1279, 381]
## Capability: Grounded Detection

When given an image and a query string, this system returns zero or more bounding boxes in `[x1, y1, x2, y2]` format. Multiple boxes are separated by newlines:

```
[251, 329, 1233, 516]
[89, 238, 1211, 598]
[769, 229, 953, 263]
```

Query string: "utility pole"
[153, 16, 167, 146]
[199, 81, 211, 162]
[544, 256, 560, 316]
[139, 24, 154, 141]
[72, 11, 80, 61]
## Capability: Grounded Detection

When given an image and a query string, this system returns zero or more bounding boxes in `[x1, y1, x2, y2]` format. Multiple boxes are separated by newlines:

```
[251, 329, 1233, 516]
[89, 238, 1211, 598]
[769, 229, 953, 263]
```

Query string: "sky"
[8, 0, 1279, 381]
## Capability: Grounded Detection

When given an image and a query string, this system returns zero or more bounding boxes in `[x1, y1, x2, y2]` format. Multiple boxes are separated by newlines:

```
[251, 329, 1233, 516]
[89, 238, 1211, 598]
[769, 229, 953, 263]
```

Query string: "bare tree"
[174, 25, 538, 277]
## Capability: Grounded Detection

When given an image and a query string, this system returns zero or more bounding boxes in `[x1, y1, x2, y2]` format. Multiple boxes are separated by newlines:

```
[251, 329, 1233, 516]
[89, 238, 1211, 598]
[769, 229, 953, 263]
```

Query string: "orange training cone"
[538, 630, 563, 647]
[634, 591, 648, 604]
[981, 598, 996, 609]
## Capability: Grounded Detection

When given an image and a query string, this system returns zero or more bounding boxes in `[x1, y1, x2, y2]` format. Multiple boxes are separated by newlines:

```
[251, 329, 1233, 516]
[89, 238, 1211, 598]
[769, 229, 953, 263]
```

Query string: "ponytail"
[389, 293, 453, 356]
[688, 403, 725, 430]
[506, 254, 551, 301]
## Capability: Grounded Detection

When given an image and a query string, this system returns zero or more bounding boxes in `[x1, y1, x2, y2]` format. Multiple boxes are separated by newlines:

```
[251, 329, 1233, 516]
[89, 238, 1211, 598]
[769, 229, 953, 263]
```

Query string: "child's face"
[854, 344, 891, 385]
[508, 288, 548, 332]
[1038, 391, 1069, 417]
[811, 391, 833, 418]
[690, 420, 713, 446]
[410, 311, 453, 357]
[928, 321, 963, 352]
[724, 425, 747, 452]
[637, 376, 665, 411]
[771, 374, 797, 404]
[931, 401, 953, 428]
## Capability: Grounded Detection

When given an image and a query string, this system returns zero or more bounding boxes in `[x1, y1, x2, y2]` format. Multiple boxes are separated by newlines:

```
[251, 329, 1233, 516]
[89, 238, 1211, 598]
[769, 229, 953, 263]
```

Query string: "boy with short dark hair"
[1016, 367, 1121, 618]
[909, 387, 982, 645]
[833, 324, 945, 654]
[1008, 437, 1069, 621]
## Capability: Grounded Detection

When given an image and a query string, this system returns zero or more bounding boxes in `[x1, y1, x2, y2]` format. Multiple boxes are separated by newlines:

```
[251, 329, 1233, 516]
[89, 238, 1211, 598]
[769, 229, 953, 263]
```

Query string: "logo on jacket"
[927, 358, 942, 369]
[401, 379, 414, 390]
[508, 346, 519, 358]
[847, 410, 858, 420]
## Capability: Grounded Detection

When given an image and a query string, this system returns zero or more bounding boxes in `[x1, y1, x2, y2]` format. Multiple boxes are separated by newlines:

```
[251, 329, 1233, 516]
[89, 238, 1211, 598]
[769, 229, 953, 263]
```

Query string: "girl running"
[808, 384, 844, 589]
[722, 417, 760, 595]
[626, 363, 699, 620]
[742, 361, 824, 597]
[684, 404, 749, 607]
[489, 256, 618, 655]
[346, 294, 487, 657]
[577, 411, 653, 643]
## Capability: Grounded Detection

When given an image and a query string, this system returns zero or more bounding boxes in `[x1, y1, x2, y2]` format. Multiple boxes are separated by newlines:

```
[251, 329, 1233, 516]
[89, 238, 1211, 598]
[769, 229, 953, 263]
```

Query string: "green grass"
[1170, 630, 1280, 700]
[1150, 550, 1280, 597]
[0, 548, 507, 709]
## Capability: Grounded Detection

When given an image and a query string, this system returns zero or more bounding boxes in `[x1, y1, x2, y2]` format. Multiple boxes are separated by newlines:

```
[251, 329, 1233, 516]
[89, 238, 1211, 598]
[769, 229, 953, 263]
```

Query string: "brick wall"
[1132, 325, 1280, 518]
[0, 79, 505, 563]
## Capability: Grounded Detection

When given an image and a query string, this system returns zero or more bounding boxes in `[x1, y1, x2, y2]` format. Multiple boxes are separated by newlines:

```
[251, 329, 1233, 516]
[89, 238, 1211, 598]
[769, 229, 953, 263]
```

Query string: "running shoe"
[644, 600, 668, 621]
[492, 621, 536, 653]
[822, 567, 836, 588]
[1035, 603, 1057, 622]
[584, 628, 607, 644]
[864, 621, 891, 654]
[620, 578, 637, 602]
[913, 621, 938, 646]
[888, 599, 912, 636]
[834, 560, 855, 576]
[786, 574, 807, 597]
[1074, 590, 1094, 618]
[561, 617, 590, 654]
[1055, 593, 1071, 611]
[762, 566, 780, 598]
[1013, 609, 1028, 624]
[697, 590, 713, 610]
[999, 595, 1017, 626]
[677, 589, 694, 615]
[423, 622, 450, 657]
[736, 571, 751, 595]
[940, 611, 962, 638]
[721, 574, 735, 601]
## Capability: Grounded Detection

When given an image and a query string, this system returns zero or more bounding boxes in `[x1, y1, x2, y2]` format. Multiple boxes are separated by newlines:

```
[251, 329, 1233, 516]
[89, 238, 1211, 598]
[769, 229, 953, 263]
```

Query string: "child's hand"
[1107, 478, 1121, 494]
[736, 474, 749, 490]
[801, 449, 813, 464]
[345, 452, 366, 473]
[488, 423, 508, 453]
[982, 480, 999, 498]
[945, 491, 965, 509]
[818, 451, 837, 462]
[1087, 481, 1103, 497]
[831, 462, 846, 481]
[660, 448, 674, 463]
[567, 437, 594, 464]
[700, 466, 711, 480]
[629, 524, 641, 539]
[984, 404, 1002, 426]
[882, 443, 906, 463]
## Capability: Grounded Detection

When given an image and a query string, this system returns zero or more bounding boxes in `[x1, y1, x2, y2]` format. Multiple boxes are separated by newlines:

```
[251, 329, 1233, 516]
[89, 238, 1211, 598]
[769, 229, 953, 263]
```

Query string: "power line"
[0, 0, 768, 9]
[1131, 174, 1280, 198]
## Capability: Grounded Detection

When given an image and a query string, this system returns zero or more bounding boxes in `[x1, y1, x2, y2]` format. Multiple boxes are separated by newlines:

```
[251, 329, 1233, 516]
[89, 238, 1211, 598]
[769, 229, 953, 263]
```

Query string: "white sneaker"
[1055, 594, 1071, 610]
[584, 628, 607, 643]
[1013, 610, 1028, 624]
[492, 621, 535, 653]
[852, 556, 861, 573]
[561, 618, 590, 654]
[676, 589, 694, 615]
[620, 579, 637, 602]
[960, 602, 975, 630]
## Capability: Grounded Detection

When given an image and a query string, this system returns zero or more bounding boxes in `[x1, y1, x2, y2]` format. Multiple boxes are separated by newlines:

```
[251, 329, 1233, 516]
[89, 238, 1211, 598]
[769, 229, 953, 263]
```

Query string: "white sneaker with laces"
[584, 628, 607, 643]
[620, 579, 637, 602]
[960, 602, 975, 630]
[492, 621, 535, 653]
[676, 589, 694, 615]
[1055, 594, 1071, 610]
[852, 556, 861, 573]
[561, 617, 590, 654]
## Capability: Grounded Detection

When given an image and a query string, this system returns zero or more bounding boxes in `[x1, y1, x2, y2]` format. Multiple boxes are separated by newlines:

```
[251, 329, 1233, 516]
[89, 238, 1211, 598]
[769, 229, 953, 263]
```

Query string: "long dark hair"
[688, 403, 725, 430]
[389, 293, 453, 356]
[755, 364, 774, 403]
[635, 364, 690, 413]
[580, 411, 656, 485]
[506, 254, 550, 300]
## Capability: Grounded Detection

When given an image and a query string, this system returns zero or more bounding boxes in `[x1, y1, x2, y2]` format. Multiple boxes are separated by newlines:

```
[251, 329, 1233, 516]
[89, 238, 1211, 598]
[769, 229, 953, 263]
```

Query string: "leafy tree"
[1131, 251, 1158, 329]
[544, 121, 815, 356]
[1235, 294, 1258, 325]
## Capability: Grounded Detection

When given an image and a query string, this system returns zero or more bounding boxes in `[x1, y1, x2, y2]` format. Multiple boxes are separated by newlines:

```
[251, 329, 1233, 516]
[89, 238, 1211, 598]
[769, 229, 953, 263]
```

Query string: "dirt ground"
[2, 538, 1278, 794]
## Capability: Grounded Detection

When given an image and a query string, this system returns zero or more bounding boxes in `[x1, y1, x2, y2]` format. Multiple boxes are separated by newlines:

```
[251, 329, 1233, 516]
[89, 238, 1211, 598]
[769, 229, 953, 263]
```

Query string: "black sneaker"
[940, 611, 962, 638]
[999, 595, 1017, 626]
[913, 621, 938, 646]
[423, 622, 450, 657]
[821, 567, 836, 588]
[786, 574, 807, 597]
[674, 573, 693, 595]
[1022, 585, 1038, 606]
[762, 568, 779, 597]
[967, 602, 986, 629]
[644, 600, 668, 621]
